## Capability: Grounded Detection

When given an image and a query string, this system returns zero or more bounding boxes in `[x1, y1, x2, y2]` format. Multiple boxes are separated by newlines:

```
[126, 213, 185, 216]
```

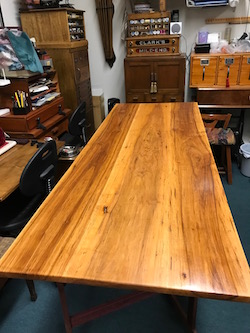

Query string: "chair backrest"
[201, 113, 231, 130]
[68, 101, 86, 136]
[19, 140, 57, 197]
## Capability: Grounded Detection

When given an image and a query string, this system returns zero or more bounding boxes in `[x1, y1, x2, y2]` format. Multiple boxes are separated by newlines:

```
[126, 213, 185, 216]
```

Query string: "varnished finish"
[125, 55, 185, 103]
[0, 103, 250, 302]
[0, 144, 38, 201]
[190, 53, 250, 88]
[0, 141, 64, 201]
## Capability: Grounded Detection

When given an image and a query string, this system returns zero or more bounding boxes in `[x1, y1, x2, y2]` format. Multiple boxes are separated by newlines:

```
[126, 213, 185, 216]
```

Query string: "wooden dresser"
[124, 54, 185, 103]
[0, 71, 71, 139]
[20, 8, 95, 141]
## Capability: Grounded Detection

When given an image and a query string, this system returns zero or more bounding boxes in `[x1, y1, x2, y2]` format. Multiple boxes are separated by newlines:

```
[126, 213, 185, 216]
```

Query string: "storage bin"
[239, 143, 250, 177]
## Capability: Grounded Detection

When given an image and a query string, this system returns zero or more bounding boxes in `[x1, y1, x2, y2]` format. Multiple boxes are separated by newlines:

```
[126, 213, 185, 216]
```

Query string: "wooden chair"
[0, 236, 37, 301]
[201, 113, 236, 184]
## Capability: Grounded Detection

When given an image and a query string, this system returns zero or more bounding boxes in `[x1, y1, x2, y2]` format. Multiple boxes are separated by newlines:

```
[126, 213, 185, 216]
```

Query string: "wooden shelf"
[206, 17, 250, 24]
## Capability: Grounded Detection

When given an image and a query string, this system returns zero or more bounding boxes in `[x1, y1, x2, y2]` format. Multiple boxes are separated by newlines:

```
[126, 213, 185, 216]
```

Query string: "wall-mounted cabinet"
[190, 53, 250, 88]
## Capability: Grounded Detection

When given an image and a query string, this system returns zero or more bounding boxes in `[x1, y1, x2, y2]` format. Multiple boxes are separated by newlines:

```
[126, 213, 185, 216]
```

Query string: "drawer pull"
[132, 96, 138, 102]
[170, 97, 176, 102]
[36, 117, 46, 131]
[58, 105, 66, 116]
[202, 66, 205, 81]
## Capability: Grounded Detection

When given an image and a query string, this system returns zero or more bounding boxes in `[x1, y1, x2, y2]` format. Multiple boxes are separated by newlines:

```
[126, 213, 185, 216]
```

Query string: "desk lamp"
[0, 68, 10, 86]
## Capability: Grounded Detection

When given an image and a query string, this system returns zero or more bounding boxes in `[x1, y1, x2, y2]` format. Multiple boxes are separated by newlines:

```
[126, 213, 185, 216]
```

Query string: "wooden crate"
[127, 11, 170, 38]
[126, 35, 180, 57]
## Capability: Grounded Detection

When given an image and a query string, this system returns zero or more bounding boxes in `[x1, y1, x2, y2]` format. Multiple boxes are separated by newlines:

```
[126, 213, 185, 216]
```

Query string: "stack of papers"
[0, 108, 10, 117]
[0, 140, 17, 156]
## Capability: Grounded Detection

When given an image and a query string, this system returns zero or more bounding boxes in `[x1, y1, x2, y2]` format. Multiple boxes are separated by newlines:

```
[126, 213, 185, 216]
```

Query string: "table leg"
[57, 283, 73, 333]
[57, 283, 153, 333]
[170, 295, 198, 333]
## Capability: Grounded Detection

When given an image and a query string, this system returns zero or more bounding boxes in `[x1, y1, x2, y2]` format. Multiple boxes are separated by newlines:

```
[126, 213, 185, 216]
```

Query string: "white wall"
[74, 0, 127, 114]
[1, 0, 249, 108]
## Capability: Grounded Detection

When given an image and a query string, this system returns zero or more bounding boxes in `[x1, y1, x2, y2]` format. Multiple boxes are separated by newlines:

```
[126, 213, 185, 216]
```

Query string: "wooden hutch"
[124, 1, 186, 103]
[20, 8, 95, 141]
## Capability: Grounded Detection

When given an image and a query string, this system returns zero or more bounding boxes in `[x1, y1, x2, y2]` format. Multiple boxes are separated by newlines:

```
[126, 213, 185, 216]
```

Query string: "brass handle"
[133, 96, 138, 102]
[150, 81, 154, 93]
[153, 82, 157, 93]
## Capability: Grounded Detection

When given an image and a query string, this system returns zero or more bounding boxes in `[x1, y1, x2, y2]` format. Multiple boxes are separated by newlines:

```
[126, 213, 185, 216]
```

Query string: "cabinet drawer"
[73, 49, 89, 83]
[190, 56, 217, 87]
[126, 93, 145, 103]
[197, 89, 250, 106]
[40, 118, 69, 139]
[239, 55, 250, 85]
[145, 93, 164, 103]
[163, 93, 184, 102]
[27, 97, 65, 130]
[217, 55, 241, 86]
[0, 97, 65, 133]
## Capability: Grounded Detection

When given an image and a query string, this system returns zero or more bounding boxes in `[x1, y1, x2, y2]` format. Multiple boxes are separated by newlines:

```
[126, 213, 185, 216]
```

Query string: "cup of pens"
[12, 90, 30, 115]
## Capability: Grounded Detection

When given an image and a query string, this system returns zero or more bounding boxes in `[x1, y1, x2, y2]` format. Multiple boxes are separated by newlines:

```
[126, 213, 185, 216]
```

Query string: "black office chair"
[0, 140, 58, 237]
[63, 101, 87, 146]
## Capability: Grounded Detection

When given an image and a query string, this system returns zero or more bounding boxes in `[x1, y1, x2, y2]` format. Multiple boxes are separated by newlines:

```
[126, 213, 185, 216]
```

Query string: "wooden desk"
[0, 143, 38, 202]
[0, 140, 64, 201]
[0, 103, 249, 332]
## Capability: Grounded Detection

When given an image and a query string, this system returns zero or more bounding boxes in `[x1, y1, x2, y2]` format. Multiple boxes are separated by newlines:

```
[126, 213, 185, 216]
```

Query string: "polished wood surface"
[0, 143, 37, 201]
[0, 103, 250, 302]
[0, 141, 64, 201]
[125, 55, 185, 103]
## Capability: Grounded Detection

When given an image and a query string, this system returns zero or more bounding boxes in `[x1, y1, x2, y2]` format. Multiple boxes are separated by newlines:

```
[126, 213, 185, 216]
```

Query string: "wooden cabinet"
[124, 55, 185, 103]
[20, 8, 85, 47]
[0, 72, 71, 139]
[190, 53, 250, 88]
[20, 8, 95, 141]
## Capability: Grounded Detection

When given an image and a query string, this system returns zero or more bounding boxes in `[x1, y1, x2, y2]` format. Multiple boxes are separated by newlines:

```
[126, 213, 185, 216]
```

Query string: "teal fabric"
[6, 31, 43, 73]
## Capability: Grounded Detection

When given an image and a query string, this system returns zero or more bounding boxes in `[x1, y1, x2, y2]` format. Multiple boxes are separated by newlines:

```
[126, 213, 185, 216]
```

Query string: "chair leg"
[25, 280, 37, 301]
[226, 146, 232, 185]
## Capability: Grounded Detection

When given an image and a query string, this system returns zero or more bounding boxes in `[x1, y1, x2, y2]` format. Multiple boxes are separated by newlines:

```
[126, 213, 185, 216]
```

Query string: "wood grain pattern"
[0, 103, 250, 302]
[0, 144, 37, 201]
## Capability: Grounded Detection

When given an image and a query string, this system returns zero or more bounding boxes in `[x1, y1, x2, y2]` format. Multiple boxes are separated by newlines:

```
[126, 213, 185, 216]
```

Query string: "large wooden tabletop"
[0, 102, 250, 302]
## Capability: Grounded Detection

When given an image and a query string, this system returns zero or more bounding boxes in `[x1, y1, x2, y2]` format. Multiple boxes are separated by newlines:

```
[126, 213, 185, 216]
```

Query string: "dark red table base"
[57, 283, 198, 333]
